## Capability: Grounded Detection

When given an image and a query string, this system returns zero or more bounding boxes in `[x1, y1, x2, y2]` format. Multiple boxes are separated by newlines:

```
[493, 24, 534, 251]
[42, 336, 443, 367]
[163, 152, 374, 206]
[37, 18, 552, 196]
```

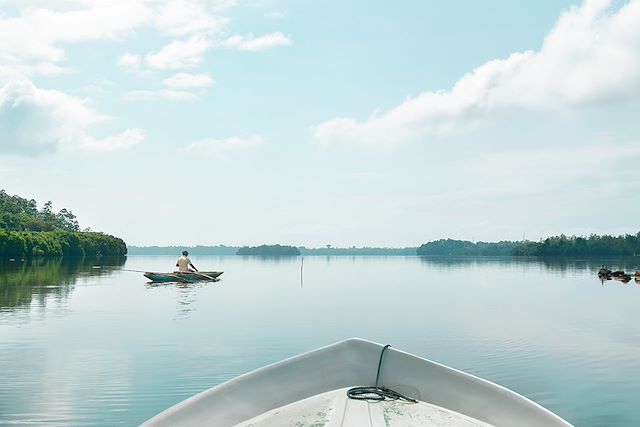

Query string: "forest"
[511, 233, 640, 256]
[236, 244, 301, 256]
[0, 190, 127, 258]
[417, 234, 640, 257]
[416, 239, 518, 256]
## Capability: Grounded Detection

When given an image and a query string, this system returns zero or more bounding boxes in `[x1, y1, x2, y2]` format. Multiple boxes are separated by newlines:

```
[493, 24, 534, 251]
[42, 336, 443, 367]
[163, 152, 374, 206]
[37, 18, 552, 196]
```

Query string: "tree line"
[1, 190, 81, 232]
[511, 233, 640, 256]
[0, 190, 127, 258]
[299, 246, 416, 256]
[416, 239, 518, 256]
[417, 234, 640, 257]
[236, 244, 301, 256]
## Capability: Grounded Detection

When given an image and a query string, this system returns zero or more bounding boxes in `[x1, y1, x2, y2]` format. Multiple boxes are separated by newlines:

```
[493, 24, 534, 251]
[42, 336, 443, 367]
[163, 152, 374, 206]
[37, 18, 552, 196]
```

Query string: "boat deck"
[142, 339, 572, 427]
[234, 388, 494, 427]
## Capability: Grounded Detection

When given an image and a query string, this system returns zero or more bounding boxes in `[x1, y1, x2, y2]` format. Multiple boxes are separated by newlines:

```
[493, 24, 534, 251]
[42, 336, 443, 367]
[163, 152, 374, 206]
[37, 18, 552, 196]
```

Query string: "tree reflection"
[0, 257, 125, 311]
[418, 255, 640, 275]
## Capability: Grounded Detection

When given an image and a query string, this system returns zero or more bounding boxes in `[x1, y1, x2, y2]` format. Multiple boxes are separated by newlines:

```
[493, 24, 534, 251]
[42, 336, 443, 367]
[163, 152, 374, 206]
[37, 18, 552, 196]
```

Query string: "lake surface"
[1, 255, 639, 426]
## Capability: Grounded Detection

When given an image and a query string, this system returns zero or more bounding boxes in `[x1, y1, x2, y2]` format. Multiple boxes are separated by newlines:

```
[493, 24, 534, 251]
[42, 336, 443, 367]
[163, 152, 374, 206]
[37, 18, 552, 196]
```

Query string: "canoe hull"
[142, 338, 573, 427]
[143, 271, 223, 283]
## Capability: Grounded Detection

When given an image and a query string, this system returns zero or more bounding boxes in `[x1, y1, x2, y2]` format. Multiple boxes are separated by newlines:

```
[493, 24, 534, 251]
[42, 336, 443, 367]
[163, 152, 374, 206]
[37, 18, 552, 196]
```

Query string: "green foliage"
[236, 244, 301, 256]
[418, 234, 640, 257]
[0, 230, 127, 258]
[0, 190, 80, 232]
[0, 230, 27, 257]
[298, 246, 416, 256]
[512, 233, 640, 256]
[1, 189, 127, 258]
[416, 239, 518, 256]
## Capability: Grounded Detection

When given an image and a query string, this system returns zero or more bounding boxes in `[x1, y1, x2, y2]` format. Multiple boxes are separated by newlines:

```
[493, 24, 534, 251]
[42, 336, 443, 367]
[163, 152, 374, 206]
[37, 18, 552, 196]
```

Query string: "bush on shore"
[0, 230, 127, 258]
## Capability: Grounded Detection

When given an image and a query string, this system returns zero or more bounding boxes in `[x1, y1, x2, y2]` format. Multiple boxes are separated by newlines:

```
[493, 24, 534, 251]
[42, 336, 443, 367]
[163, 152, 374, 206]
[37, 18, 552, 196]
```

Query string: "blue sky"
[1, 0, 639, 247]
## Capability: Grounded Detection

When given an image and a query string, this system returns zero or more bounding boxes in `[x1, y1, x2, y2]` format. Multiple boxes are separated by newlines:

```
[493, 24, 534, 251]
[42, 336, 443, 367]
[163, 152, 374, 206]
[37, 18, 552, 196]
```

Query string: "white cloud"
[155, 0, 228, 37]
[0, 79, 145, 154]
[1, 0, 290, 78]
[144, 31, 292, 71]
[117, 53, 141, 73]
[77, 79, 115, 96]
[185, 135, 264, 157]
[210, 0, 238, 12]
[30, 61, 69, 75]
[0, 54, 69, 80]
[145, 36, 211, 69]
[312, 0, 640, 148]
[83, 128, 146, 152]
[123, 89, 200, 102]
[0, 2, 152, 63]
[0, 0, 285, 157]
[162, 72, 214, 89]
[220, 32, 292, 51]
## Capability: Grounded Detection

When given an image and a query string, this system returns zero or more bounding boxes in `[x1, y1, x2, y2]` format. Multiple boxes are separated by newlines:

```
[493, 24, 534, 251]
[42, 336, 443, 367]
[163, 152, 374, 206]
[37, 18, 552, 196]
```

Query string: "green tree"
[1, 190, 127, 258]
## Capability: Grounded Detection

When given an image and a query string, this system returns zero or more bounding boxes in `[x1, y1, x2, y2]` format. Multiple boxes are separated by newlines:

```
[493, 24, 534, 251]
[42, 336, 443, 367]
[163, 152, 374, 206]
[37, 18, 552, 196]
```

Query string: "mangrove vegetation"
[417, 233, 640, 257]
[0, 190, 127, 258]
[299, 246, 416, 256]
[417, 239, 518, 256]
[236, 244, 301, 256]
[511, 233, 640, 256]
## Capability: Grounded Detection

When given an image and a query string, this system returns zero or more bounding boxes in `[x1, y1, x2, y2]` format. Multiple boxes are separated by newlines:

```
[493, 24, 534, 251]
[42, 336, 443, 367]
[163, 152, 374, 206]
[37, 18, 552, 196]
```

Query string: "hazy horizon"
[2, 0, 640, 247]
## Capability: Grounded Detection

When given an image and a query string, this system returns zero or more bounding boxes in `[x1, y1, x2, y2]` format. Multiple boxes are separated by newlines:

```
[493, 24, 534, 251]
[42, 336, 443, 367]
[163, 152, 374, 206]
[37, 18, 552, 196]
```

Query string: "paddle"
[188, 271, 218, 281]
[168, 273, 191, 283]
[173, 270, 218, 281]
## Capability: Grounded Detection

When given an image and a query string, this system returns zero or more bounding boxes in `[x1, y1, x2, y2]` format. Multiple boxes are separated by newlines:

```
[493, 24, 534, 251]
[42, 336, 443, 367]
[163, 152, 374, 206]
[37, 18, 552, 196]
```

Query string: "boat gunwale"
[143, 271, 223, 282]
[143, 271, 223, 276]
[142, 338, 573, 427]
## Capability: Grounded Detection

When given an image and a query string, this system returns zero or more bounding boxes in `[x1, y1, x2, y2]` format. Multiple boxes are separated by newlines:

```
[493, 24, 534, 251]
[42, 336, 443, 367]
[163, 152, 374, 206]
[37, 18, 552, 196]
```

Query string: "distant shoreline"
[127, 245, 418, 256]
[125, 253, 640, 258]
[128, 232, 640, 257]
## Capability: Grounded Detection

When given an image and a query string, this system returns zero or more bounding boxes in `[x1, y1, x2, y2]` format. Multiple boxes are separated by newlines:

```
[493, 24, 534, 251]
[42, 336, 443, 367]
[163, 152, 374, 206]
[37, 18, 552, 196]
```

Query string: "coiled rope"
[346, 344, 418, 403]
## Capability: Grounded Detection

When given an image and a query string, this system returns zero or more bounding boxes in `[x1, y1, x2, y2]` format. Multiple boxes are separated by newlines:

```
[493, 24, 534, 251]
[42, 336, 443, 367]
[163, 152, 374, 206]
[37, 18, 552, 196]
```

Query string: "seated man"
[176, 250, 198, 272]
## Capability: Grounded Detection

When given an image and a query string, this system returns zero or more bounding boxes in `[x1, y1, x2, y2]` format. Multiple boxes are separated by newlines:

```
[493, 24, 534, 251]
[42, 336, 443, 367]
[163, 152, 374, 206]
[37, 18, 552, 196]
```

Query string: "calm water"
[1, 255, 639, 426]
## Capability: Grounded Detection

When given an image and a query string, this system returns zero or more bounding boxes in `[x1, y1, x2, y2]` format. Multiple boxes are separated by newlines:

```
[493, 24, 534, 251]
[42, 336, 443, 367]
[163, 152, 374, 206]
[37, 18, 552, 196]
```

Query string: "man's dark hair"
[182, 250, 189, 256]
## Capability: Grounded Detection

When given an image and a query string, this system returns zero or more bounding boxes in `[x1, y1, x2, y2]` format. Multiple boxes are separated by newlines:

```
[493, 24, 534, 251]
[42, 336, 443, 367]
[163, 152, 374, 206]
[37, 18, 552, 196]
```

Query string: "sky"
[1, 0, 640, 247]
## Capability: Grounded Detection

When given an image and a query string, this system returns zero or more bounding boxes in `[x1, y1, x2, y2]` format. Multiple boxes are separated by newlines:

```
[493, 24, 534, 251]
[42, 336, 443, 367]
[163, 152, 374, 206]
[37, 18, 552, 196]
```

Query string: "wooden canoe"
[143, 271, 223, 283]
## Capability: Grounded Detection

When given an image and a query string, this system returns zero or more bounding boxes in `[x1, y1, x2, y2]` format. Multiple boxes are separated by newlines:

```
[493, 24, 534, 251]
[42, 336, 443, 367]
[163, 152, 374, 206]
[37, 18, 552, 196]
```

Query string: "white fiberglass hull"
[142, 338, 573, 427]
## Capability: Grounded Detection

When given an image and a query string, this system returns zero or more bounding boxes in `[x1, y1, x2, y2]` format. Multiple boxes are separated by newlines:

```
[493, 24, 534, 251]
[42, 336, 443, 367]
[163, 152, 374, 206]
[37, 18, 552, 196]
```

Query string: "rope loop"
[346, 344, 418, 403]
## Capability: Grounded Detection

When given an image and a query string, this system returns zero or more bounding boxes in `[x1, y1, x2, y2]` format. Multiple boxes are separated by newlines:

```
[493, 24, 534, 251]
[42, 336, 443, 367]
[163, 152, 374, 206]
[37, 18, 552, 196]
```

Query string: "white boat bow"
[141, 338, 573, 427]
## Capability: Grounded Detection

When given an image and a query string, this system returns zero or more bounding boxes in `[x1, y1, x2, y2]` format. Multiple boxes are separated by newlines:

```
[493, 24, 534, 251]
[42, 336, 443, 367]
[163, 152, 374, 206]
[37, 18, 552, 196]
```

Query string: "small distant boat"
[142, 338, 573, 426]
[597, 267, 637, 282]
[598, 266, 612, 277]
[143, 271, 223, 283]
[614, 274, 632, 283]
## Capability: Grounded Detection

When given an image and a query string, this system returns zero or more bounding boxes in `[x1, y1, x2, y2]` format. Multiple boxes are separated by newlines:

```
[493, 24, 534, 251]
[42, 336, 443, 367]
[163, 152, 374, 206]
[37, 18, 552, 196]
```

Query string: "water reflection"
[0, 257, 125, 312]
[418, 255, 640, 275]
[235, 255, 300, 263]
[1, 255, 639, 427]
[144, 281, 210, 320]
